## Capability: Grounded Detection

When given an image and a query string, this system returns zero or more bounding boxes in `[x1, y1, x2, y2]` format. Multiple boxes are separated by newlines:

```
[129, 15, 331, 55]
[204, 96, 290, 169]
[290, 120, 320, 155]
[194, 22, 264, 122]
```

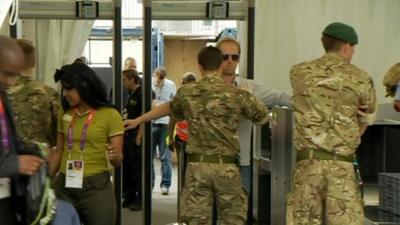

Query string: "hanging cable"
[9, 0, 19, 26]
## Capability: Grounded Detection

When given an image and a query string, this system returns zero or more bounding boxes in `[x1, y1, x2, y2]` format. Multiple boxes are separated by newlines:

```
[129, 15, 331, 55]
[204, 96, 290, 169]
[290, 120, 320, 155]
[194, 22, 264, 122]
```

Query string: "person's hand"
[18, 155, 45, 176]
[135, 133, 142, 146]
[124, 119, 140, 131]
[107, 144, 117, 161]
[168, 140, 175, 152]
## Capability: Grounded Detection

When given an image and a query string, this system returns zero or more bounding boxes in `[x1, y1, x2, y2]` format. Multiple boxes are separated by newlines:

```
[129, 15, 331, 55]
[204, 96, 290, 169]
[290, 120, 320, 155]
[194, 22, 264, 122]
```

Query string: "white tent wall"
[21, 19, 94, 88]
[0, 16, 10, 36]
[0, 0, 12, 30]
[254, 0, 400, 105]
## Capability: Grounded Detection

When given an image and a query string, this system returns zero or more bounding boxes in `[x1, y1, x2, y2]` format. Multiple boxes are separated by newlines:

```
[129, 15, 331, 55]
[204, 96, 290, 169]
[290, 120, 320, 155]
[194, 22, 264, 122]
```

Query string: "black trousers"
[123, 133, 142, 204]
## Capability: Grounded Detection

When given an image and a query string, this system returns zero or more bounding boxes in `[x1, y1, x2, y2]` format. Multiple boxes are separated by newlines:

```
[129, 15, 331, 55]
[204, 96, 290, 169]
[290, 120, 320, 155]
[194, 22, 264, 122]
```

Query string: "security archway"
[141, 1, 254, 225]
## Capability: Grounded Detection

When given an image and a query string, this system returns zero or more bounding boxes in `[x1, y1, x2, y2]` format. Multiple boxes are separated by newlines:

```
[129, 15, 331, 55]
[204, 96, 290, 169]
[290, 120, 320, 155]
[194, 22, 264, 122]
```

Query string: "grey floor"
[120, 162, 381, 225]
[122, 160, 179, 225]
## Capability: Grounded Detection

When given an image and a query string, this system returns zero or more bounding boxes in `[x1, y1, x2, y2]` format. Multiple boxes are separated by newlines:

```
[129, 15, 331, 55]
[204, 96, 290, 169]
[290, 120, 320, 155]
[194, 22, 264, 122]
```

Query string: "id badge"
[65, 160, 84, 188]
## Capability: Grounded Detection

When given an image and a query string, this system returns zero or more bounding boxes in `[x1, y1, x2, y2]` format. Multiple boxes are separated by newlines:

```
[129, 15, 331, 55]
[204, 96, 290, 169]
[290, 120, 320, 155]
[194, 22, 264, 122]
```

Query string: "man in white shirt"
[216, 38, 291, 193]
[152, 67, 176, 195]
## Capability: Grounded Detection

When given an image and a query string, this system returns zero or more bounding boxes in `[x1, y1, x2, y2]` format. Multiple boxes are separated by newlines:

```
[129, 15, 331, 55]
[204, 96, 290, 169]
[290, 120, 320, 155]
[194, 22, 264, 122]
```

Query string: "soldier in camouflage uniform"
[124, 46, 269, 225]
[287, 22, 377, 225]
[382, 63, 400, 111]
[7, 39, 59, 147]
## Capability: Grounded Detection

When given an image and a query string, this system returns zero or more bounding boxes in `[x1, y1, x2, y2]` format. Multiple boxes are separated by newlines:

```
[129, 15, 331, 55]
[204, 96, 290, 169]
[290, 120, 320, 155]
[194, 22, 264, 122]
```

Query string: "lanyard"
[67, 108, 96, 153]
[0, 99, 9, 153]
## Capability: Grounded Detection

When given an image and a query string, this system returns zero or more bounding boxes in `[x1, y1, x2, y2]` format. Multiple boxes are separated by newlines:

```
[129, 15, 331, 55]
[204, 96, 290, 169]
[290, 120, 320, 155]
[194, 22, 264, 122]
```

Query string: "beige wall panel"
[164, 39, 207, 89]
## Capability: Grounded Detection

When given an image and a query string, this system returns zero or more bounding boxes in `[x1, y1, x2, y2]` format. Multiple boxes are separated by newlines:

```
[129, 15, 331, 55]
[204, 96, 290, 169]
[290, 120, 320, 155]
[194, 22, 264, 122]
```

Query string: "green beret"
[322, 22, 358, 45]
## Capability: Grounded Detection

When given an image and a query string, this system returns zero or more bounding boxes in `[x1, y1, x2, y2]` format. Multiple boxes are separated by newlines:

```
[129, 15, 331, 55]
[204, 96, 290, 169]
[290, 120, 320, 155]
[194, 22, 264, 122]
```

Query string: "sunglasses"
[222, 54, 240, 62]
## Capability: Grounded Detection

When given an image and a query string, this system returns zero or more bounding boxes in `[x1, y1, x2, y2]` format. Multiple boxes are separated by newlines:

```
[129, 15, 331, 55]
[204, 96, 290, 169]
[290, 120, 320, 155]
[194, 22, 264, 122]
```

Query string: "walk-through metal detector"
[17, 1, 123, 224]
[15, 1, 253, 225]
[143, 1, 253, 225]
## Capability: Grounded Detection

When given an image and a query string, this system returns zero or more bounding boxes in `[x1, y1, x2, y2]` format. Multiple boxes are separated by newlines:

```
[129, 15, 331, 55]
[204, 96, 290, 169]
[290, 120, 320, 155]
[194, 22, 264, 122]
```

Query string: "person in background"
[124, 57, 137, 70]
[124, 46, 269, 224]
[286, 22, 376, 225]
[216, 37, 291, 193]
[49, 62, 124, 225]
[0, 35, 46, 225]
[121, 68, 154, 211]
[152, 67, 176, 195]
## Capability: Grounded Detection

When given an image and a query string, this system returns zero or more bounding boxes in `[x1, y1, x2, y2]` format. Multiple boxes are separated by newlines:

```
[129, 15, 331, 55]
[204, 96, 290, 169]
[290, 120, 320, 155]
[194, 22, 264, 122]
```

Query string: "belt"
[152, 124, 168, 127]
[296, 149, 355, 162]
[187, 154, 237, 164]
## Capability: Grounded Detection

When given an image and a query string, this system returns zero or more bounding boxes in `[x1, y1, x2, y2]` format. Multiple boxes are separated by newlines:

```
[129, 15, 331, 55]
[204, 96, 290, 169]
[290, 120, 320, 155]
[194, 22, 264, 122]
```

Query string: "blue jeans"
[52, 200, 81, 225]
[240, 165, 251, 193]
[152, 124, 172, 188]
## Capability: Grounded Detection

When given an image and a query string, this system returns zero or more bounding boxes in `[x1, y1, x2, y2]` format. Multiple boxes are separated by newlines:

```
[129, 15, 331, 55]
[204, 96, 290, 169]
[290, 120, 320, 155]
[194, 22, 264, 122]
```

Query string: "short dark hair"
[154, 67, 167, 79]
[197, 46, 223, 71]
[321, 35, 348, 52]
[54, 62, 111, 111]
[182, 72, 197, 84]
[123, 68, 141, 84]
[16, 39, 35, 69]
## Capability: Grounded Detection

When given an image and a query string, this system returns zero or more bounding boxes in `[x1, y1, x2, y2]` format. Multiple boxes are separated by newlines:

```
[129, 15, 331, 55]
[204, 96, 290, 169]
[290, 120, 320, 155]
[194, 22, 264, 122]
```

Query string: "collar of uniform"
[203, 73, 223, 80]
[323, 52, 348, 64]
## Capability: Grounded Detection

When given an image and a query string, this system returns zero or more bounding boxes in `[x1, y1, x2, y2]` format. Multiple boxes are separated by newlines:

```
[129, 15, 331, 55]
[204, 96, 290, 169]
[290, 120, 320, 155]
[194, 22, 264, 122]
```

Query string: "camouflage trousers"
[286, 159, 364, 225]
[181, 162, 247, 225]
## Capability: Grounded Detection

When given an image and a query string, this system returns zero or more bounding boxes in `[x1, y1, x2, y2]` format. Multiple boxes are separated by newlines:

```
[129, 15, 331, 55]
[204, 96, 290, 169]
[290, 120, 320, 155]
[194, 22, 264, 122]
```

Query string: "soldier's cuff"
[358, 111, 377, 125]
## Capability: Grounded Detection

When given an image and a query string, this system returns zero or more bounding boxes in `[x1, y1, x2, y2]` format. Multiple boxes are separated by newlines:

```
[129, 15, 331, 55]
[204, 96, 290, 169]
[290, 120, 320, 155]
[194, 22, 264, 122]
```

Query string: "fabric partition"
[30, 19, 94, 88]
[0, 15, 10, 36]
[0, 0, 12, 28]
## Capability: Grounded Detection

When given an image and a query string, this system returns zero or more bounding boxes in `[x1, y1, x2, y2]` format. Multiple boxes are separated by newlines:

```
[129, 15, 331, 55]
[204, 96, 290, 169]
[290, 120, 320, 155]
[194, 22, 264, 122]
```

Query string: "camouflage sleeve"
[358, 76, 377, 125]
[240, 90, 269, 125]
[48, 89, 60, 146]
[169, 88, 185, 121]
[289, 65, 301, 94]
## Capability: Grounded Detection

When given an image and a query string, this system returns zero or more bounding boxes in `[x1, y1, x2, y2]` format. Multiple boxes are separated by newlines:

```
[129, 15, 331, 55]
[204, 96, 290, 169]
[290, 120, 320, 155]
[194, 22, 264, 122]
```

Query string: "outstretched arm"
[124, 102, 171, 130]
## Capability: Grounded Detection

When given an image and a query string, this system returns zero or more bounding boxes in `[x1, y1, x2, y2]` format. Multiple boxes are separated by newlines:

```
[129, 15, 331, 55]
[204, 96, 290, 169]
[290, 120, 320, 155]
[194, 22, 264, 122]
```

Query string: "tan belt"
[186, 154, 238, 164]
[296, 149, 355, 162]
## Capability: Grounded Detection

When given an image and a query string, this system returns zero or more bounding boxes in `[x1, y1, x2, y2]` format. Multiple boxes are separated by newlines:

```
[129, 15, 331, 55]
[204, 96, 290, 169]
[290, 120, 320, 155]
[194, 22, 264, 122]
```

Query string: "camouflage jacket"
[170, 73, 269, 156]
[383, 63, 400, 97]
[7, 76, 60, 146]
[290, 53, 376, 156]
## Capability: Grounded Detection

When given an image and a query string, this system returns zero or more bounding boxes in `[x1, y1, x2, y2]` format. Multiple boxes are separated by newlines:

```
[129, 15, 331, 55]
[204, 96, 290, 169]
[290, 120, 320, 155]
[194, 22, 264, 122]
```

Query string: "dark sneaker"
[129, 203, 142, 211]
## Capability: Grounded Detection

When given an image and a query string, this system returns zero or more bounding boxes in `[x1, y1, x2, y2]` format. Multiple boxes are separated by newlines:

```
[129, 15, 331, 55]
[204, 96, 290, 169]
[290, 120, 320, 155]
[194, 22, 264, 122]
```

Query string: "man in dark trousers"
[0, 35, 45, 224]
[121, 68, 153, 210]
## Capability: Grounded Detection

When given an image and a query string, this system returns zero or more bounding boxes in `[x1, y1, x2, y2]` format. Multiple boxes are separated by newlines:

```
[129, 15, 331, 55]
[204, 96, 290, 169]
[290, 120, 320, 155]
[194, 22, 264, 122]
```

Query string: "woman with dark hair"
[49, 62, 124, 225]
